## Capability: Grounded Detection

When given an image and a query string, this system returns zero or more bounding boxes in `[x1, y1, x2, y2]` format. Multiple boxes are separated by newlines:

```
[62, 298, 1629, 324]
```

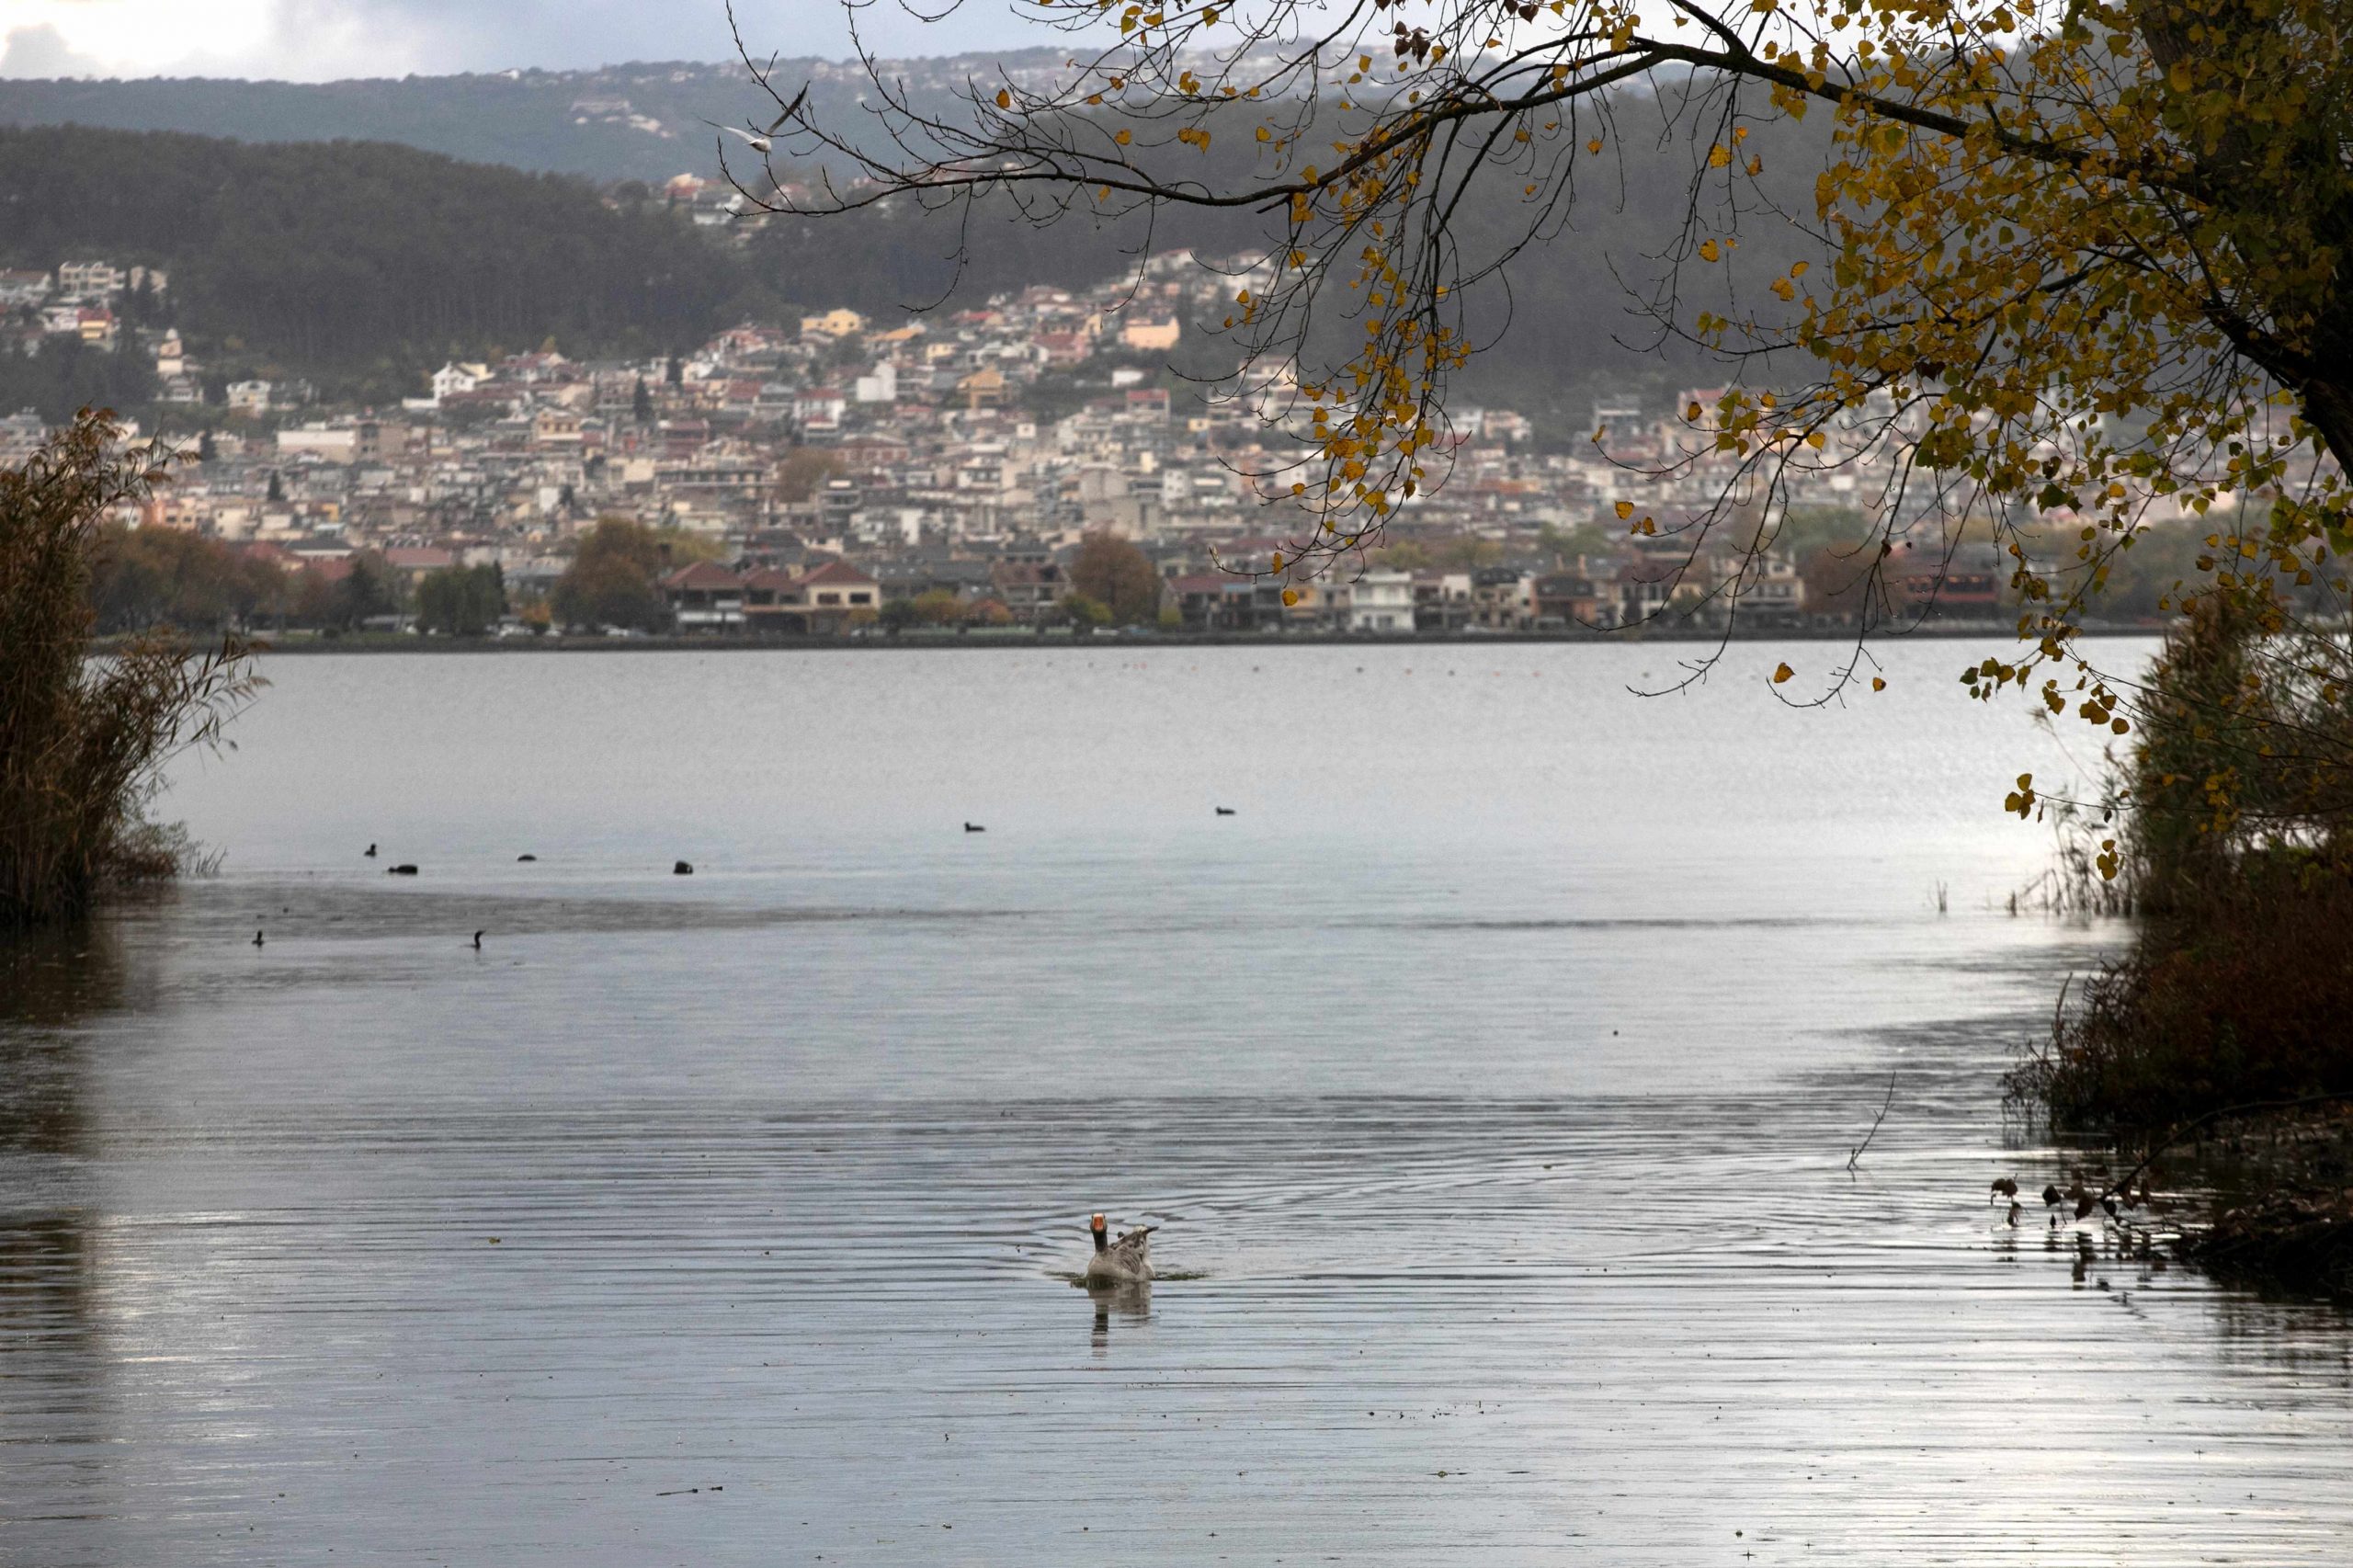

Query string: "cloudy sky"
[0, 0, 1041, 79]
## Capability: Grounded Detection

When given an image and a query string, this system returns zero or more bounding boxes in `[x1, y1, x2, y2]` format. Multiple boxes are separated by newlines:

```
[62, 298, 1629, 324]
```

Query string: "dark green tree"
[414, 562, 506, 636]
[334, 551, 397, 630]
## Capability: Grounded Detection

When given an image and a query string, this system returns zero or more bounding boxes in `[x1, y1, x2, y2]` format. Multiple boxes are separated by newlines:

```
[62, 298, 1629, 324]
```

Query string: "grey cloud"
[260, 0, 1030, 76]
[1, 23, 108, 77]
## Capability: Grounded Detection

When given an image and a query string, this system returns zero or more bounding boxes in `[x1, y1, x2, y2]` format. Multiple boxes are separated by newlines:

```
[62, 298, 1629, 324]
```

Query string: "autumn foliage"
[2017, 592, 2353, 1130]
[737, 0, 2347, 723]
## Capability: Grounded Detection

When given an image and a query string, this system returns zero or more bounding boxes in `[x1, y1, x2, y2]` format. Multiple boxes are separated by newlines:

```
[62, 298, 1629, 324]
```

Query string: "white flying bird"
[722, 126, 773, 153]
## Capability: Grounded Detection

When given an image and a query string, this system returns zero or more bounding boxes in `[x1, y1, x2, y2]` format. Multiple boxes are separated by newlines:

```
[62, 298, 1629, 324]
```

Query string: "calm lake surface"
[8, 640, 2352, 1564]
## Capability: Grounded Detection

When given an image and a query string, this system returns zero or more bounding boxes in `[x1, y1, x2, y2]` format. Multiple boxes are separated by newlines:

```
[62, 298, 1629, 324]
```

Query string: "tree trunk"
[2303, 379, 2353, 482]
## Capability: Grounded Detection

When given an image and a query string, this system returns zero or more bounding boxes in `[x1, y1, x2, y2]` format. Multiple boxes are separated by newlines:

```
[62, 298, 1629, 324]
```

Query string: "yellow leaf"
[1773, 662, 1794, 684]
[2168, 61, 2192, 93]
[1586, 138, 1603, 153]
[1699, 239, 1721, 262]
[1615, 500, 1634, 518]
[1870, 676, 1886, 691]
[995, 89, 1012, 108]
[1115, 128, 1132, 145]
[1709, 143, 1731, 168]
[1281, 588, 1300, 607]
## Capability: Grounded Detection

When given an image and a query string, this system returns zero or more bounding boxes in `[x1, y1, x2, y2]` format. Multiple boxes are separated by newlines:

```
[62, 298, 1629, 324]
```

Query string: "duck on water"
[1084, 1212, 1155, 1285]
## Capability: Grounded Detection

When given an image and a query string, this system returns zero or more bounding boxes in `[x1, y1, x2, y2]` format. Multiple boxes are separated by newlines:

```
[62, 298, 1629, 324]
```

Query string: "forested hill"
[1, 104, 1827, 415]
[0, 126, 760, 383]
[0, 59, 1061, 184]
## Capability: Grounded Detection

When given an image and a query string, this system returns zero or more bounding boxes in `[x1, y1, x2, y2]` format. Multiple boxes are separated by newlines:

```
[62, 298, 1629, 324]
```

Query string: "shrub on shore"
[0, 410, 256, 928]
[2014, 592, 2353, 1132]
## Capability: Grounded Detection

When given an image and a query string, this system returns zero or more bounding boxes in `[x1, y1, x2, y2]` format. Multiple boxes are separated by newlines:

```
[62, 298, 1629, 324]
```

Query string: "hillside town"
[4, 248, 2207, 638]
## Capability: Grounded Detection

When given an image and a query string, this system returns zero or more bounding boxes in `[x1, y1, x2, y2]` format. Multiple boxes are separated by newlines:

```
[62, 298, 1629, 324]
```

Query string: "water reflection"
[0, 920, 123, 1155]
[11, 647, 2353, 1563]
[1087, 1281, 1152, 1351]
[1, 920, 127, 1528]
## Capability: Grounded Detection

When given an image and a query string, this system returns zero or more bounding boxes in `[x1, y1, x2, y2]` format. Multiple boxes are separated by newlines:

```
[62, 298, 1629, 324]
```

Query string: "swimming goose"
[1085, 1212, 1155, 1285]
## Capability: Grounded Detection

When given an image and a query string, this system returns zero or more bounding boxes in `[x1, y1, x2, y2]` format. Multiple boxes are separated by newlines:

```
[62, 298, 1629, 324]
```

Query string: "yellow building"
[799, 308, 870, 340]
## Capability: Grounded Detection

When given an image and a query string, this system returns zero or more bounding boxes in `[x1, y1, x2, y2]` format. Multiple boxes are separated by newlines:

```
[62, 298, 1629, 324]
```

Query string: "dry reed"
[1, 408, 256, 928]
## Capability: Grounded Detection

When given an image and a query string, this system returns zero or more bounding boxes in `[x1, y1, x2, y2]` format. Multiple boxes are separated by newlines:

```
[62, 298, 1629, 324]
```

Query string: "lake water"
[7, 640, 2352, 1564]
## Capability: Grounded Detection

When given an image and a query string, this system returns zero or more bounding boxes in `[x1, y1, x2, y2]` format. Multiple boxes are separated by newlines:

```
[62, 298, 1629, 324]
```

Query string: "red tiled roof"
[795, 559, 877, 587]
[661, 560, 745, 590]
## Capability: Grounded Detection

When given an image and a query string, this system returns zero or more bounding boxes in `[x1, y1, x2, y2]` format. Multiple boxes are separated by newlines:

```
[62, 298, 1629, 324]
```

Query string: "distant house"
[1532, 570, 1606, 628]
[382, 546, 458, 584]
[792, 559, 881, 631]
[1892, 541, 2004, 618]
[1347, 568, 1415, 633]
[1472, 568, 1534, 631]
[740, 565, 802, 631]
[278, 424, 359, 463]
[430, 361, 491, 403]
[1171, 572, 1276, 631]
[661, 560, 747, 631]
[1410, 570, 1473, 632]
[227, 381, 275, 414]
[957, 367, 1011, 412]
[988, 559, 1066, 621]
[799, 308, 868, 340]
[731, 559, 881, 633]
[55, 261, 125, 301]
[1119, 318, 1180, 352]
[0, 269, 51, 307]
[794, 387, 847, 432]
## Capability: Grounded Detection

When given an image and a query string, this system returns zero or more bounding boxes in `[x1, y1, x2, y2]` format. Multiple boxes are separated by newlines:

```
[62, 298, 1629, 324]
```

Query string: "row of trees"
[69, 517, 1174, 641]
[82, 525, 509, 636]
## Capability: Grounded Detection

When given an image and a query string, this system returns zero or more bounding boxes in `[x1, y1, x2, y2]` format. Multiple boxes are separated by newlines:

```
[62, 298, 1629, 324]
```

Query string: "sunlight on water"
[9, 642, 2351, 1564]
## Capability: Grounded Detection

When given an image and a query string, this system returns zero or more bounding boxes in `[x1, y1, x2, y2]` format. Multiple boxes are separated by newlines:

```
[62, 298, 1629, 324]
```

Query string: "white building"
[227, 381, 275, 414]
[55, 261, 126, 301]
[278, 424, 358, 462]
[430, 361, 489, 403]
[1348, 568, 1415, 633]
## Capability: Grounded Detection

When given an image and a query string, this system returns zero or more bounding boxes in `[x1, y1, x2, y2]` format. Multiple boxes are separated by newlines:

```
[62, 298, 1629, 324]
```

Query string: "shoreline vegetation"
[137, 620, 2159, 655]
[0, 411, 256, 928]
[2013, 597, 2353, 1304]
